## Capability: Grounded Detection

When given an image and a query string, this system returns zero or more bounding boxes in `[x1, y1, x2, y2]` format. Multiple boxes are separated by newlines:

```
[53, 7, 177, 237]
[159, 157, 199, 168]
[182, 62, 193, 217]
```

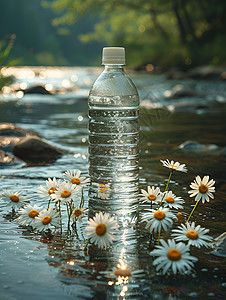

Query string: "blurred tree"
[0, 0, 103, 66]
[43, 0, 226, 68]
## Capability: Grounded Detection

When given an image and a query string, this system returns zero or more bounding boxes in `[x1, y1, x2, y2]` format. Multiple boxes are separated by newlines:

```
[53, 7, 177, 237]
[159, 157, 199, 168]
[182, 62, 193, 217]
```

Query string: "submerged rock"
[21, 85, 52, 95]
[0, 123, 38, 137]
[0, 123, 67, 165]
[0, 123, 39, 153]
[188, 65, 226, 79]
[179, 140, 222, 154]
[166, 65, 226, 80]
[165, 84, 198, 99]
[211, 232, 226, 257]
[12, 135, 65, 164]
[166, 68, 188, 80]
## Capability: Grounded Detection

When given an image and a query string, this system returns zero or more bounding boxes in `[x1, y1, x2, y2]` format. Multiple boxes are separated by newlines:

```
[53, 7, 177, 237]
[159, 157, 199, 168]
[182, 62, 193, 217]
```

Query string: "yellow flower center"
[99, 189, 107, 193]
[165, 197, 175, 203]
[10, 195, 20, 202]
[186, 230, 199, 240]
[74, 209, 82, 217]
[48, 187, 57, 195]
[177, 212, 183, 221]
[42, 216, 52, 225]
[28, 210, 39, 218]
[95, 223, 107, 236]
[167, 249, 181, 261]
[154, 211, 165, 220]
[199, 184, 208, 194]
[71, 178, 80, 185]
[148, 194, 156, 201]
[170, 164, 178, 169]
[114, 267, 131, 277]
[61, 190, 71, 198]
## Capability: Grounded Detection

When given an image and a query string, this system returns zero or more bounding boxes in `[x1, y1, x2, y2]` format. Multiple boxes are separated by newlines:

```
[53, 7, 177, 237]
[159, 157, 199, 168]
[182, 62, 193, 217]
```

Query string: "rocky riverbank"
[0, 123, 67, 166]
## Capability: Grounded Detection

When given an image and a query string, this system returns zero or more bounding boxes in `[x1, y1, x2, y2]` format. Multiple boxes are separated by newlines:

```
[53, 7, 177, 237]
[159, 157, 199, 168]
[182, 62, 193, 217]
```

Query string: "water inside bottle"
[88, 94, 139, 214]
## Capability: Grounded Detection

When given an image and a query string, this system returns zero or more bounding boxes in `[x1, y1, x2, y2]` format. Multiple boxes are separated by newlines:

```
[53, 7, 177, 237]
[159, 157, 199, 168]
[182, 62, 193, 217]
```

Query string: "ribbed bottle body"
[88, 66, 139, 210]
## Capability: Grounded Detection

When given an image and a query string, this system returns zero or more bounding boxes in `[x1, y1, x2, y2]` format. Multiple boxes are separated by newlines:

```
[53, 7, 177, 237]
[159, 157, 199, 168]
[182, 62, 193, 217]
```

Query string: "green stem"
[47, 198, 51, 209]
[66, 203, 71, 231]
[186, 199, 200, 223]
[158, 170, 173, 209]
[72, 219, 77, 230]
[84, 238, 90, 251]
[58, 201, 61, 218]
[80, 188, 84, 208]
[58, 201, 62, 233]
[106, 251, 111, 268]
[72, 221, 79, 239]
[66, 202, 69, 217]
[70, 199, 74, 212]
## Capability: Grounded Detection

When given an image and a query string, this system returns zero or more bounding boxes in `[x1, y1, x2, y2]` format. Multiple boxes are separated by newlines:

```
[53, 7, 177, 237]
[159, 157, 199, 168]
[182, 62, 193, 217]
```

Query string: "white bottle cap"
[102, 47, 125, 65]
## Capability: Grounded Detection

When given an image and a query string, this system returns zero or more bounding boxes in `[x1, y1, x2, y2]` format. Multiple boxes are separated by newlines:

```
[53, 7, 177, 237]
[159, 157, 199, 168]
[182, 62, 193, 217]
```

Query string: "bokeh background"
[1, 0, 226, 68]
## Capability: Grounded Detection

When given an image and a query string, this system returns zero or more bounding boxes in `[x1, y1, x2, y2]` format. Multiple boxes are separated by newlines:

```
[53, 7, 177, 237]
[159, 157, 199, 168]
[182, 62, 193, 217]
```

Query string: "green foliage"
[0, 39, 13, 66]
[0, 74, 13, 91]
[0, 37, 21, 67]
[1, 0, 103, 66]
[0, 37, 21, 91]
[44, 0, 226, 67]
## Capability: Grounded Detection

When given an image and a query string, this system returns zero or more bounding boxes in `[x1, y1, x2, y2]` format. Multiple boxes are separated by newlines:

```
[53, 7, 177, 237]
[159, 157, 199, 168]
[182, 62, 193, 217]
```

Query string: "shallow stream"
[0, 67, 226, 299]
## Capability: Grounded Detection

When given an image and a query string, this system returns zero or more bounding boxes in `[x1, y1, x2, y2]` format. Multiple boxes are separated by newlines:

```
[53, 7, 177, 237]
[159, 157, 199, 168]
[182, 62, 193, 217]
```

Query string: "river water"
[0, 67, 226, 299]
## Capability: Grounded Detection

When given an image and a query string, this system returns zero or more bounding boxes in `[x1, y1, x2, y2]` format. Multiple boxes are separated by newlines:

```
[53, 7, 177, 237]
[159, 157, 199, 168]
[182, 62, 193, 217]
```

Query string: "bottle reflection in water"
[88, 47, 139, 213]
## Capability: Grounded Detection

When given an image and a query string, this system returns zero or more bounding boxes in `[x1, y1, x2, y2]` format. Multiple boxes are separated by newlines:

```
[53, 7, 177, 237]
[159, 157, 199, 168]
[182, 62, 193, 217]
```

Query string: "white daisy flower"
[142, 207, 176, 233]
[64, 169, 90, 188]
[140, 186, 163, 204]
[86, 212, 118, 249]
[160, 159, 187, 173]
[188, 175, 215, 203]
[52, 181, 80, 204]
[150, 239, 198, 275]
[32, 207, 60, 231]
[97, 184, 110, 200]
[172, 222, 213, 248]
[38, 177, 61, 200]
[1, 189, 29, 210]
[17, 204, 45, 226]
[162, 191, 185, 209]
[72, 207, 86, 222]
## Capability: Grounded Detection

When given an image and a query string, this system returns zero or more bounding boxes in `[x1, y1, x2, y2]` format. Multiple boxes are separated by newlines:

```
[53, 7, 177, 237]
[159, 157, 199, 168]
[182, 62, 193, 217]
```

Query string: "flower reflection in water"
[105, 258, 144, 299]
[115, 259, 131, 282]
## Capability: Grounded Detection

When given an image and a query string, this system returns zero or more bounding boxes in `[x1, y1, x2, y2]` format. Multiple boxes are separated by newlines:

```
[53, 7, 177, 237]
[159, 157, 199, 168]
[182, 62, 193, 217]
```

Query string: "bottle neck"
[103, 64, 124, 70]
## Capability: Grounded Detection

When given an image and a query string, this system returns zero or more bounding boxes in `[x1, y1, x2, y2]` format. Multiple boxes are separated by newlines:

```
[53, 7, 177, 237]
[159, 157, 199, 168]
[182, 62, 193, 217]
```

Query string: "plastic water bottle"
[88, 47, 139, 212]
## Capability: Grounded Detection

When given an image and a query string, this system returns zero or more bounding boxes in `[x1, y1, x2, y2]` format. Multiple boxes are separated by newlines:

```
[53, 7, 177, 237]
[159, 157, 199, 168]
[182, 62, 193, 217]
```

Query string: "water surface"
[0, 67, 226, 299]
